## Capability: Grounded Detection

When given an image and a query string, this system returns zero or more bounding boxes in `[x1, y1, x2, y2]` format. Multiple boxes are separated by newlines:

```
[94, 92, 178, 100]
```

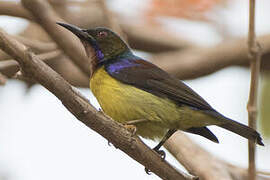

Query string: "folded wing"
[105, 58, 215, 111]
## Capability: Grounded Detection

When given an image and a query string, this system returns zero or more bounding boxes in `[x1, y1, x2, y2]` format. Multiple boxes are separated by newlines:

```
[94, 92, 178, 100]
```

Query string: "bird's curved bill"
[56, 22, 94, 42]
[56, 22, 97, 58]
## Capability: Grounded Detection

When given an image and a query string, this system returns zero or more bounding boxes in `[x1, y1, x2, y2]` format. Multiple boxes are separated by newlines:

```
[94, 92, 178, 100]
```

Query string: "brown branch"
[151, 34, 270, 80]
[165, 132, 233, 180]
[58, 3, 193, 53]
[0, 1, 34, 20]
[21, 0, 90, 76]
[0, 29, 196, 180]
[247, 1, 262, 180]
[0, 35, 58, 61]
[0, 1, 190, 53]
[3, 33, 270, 88]
[0, 50, 62, 77]
[12, 35, 57, 53]
[0, 50, 11, 61]
[165, 132, 270, 180]
[3, 23, 270, 88]
[121, 23, 192, 53]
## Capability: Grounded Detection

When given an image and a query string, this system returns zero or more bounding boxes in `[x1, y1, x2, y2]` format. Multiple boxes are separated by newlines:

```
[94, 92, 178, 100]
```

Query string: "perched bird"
[57, 22, 264, 156]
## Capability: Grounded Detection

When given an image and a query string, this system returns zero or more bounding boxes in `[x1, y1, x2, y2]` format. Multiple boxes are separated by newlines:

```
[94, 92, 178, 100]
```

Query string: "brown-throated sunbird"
[57, 22, 264, 157]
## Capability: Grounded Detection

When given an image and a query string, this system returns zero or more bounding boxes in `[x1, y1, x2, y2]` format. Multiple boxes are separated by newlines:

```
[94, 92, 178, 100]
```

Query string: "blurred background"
[0, 0, 269, 179]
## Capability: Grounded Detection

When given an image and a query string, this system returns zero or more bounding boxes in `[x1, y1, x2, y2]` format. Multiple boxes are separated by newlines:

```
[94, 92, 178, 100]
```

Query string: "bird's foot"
[98, 108, 102, 112]
[123, 124, 137, 136]
[144, 167, 152, 175]
[144, 147, 166, 175]
[153, 147, 166, 160]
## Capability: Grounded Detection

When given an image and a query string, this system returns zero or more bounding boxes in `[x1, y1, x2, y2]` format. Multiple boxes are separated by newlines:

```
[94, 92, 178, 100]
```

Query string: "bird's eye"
[97, 31, 108, 38]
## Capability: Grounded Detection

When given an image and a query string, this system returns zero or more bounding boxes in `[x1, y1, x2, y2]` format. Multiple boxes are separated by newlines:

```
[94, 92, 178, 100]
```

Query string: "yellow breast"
[89, 66, 218, 140]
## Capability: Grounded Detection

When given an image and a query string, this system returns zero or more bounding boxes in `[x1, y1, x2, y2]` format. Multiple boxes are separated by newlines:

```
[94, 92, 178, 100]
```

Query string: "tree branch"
[151, 34, 270, 80]
[247, 1, 262, 180]
[0, 1, 34, 20]
[165, 132, 233, 180]
[21, 0, 91, 76]
[0, 35, 58, 61]
[0, 1, 190, 53]
[12, 35, 57, 53]
[164, 132, 269, 180]
[0, 50, 62, 77]
[2, 33, 270, 88]
[121, 23, 192, 53]
[0, 28, 196, 180]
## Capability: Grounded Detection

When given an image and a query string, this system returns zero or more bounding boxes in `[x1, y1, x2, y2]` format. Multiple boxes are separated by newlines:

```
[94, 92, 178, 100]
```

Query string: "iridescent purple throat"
[106, 58, 140, 74]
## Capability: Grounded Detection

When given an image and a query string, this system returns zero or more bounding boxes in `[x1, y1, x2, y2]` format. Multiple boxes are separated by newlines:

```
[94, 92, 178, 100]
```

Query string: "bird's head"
[57, 22, 129, 71]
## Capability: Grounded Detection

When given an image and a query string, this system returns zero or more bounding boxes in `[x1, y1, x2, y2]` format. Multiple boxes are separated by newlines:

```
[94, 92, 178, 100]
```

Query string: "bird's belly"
[90, 67, 218, 140]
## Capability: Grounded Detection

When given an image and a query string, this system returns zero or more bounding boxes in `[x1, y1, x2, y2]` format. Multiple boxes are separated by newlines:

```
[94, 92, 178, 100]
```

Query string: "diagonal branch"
[0, 28, 196, 180]
[21, 0, 91, 76]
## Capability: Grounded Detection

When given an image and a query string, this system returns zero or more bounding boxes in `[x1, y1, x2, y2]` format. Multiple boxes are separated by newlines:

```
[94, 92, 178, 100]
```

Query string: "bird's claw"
[157, 149, 166, 159]
[154, 148, 166, 160]
[144, 167, 152, 175]
[123, 124, 137, 136]
[144, 149, 166, 175]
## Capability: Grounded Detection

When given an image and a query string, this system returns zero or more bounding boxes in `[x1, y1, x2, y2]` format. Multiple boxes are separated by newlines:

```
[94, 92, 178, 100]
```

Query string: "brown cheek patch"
[81, 40, 95, 58]
[81, 40, 98, 77]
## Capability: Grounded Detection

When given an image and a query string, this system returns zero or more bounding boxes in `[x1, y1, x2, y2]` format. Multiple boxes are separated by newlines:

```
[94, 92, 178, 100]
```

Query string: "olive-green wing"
[105, 58, 215, 111]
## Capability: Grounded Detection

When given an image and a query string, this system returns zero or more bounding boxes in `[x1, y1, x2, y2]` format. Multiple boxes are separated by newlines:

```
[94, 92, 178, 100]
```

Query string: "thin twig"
[0, 28, 196, 180]
[247, 1, 262, 180]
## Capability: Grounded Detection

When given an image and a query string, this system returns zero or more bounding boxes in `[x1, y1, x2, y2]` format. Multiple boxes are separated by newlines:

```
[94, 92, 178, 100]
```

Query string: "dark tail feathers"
[219, 119, 264, 146]
[186, 127, 219, 143]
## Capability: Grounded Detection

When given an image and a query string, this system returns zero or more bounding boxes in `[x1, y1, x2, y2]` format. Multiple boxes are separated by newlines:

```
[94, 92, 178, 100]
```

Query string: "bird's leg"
[153, 129, 177, 159]
[124, 119, 149, 135]
[126, 119, 149, 125]
[124, 124, 137, 135]
[144, 129, 177, 175]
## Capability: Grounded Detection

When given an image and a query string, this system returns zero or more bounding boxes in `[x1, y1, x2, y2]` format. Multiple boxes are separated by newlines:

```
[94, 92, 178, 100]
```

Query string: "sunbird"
[57, 22, 264, 157]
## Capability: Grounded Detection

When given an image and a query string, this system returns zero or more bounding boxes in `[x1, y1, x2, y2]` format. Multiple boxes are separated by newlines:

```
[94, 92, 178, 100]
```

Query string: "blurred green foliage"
[259, 73, 270, 138]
